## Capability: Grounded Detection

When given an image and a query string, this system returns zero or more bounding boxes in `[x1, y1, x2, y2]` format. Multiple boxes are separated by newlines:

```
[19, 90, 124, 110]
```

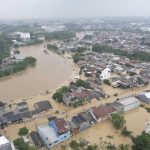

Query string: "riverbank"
[0, 43, 77, 101]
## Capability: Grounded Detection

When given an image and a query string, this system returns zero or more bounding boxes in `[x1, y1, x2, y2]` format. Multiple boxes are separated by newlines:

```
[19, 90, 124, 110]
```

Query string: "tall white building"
[100, 68, 111, 80]
[15, 32, 30, 39]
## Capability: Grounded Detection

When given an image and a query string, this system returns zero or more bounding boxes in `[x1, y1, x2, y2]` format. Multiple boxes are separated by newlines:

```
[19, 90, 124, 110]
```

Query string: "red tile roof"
[55, 118, 69, 135]
[73, 90, 90, 99]
[92, 105, 115, 119]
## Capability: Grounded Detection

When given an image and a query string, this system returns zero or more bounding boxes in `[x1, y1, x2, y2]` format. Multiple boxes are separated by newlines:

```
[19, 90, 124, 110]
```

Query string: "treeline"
[0, 36, 12, 64]
[45, 31, 76, 41]
[72, 52, 84, 63]
[92, 44, 150, 62]
[47, 44, 58, 50]
[0, 57, 36, 78]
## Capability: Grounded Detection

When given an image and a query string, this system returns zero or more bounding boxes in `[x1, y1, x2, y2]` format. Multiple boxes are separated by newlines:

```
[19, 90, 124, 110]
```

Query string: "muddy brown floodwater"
[0, 44, 73, 101]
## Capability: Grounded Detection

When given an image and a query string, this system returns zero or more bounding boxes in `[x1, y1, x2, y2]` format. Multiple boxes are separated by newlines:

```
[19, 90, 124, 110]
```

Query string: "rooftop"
[0, 136, 9, 145]
[38, 125, 58, 145]
[117, 96, 140, 106]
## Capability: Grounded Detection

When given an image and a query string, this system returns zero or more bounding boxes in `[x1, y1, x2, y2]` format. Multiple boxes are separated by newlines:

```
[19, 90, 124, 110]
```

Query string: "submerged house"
[34, 100, 53, 113]
[72, 115, 90, 132]
[115, 96, 140, 112]
[38, 118, 71, 148]
[89, 104, 116, 123]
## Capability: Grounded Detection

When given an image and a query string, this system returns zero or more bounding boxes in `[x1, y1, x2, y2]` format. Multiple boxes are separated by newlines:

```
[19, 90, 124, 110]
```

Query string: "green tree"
[52, 86, 71, 103]
[72, 52, 83, 63]
[121, 127, 132, 137]
[104, 79, 111, 85]
[118, 144, 129, 150]
[14, 138, 29, 150]
[111, 113, 126, 130]
[18, 127, 29, 136]
[132, 132, 150, 150]
[70, 140, 78, 150]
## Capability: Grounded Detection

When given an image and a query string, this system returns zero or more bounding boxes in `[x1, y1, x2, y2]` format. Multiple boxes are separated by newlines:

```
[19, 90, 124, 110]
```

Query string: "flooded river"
[0, 44, 73, 101]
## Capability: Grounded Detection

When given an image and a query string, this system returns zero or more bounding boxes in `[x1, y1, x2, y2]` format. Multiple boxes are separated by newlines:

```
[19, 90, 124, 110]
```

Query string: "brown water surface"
[0, 44, 73, 101]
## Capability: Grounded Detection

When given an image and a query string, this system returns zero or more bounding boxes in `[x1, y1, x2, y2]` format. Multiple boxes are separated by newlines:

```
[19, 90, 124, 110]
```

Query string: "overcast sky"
[0, 0, 150, 19]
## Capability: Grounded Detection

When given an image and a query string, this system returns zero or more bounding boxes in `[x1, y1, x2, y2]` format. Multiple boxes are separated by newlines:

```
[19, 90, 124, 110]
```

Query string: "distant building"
[15, 32, 30, 39]
[100, 68, 111, 80]
[0, 136, 16, 150]
[136, 92, 150, 104]
[14, 54, 25, 61]
[37, 36, 45, 41]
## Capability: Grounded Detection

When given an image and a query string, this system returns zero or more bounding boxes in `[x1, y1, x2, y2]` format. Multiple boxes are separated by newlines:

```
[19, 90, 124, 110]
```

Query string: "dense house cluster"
[78, 52, 150, 89]
[62, 80, 107, 107]
[33, 96, 141, 148]
[0, 100, 53, 129]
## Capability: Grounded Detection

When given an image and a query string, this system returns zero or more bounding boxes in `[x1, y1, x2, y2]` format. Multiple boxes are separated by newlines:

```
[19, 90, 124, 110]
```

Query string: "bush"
[18, 127, 29, 136]
[72, 52, 83, 63]
[14, 138, 29, 150]
[111, 113, 126, 130]
[14, 138, 37, 150]
[121, 127, 132, 137]
[52, 86, 71, 103]
[70, 140, 78, 149]
[114, 93, 118, 97]
[104, 79, 111, 85]
[145, 107, 150, 113]
[132, 132, 150, 150]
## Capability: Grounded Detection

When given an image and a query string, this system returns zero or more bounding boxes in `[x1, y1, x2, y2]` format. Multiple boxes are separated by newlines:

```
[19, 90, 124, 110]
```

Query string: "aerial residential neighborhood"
[1, 1, 150, 150]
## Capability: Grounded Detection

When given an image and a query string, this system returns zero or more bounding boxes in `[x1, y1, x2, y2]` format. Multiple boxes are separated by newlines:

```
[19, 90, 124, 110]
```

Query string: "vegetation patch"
[18, 127, 29, 136]
[0, 57, 37, 78]
[111, 113, 126, 130]
[92, 44, 150, 62]
[45, 31, 75, 41]
[52, 86, 71, 103]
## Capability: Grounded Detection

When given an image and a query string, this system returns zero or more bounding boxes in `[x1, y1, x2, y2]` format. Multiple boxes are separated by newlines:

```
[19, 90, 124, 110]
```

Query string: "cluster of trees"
[52, 86, 71, 103]
[0, 57, 36, 78]
[92, 44, 150, 62]
[47, 44, 58, 50]
[132, 132, 150, 150]
[72, 52, 84, 63]
[45, 31, 76, 41]
[14, 126, 37, 150]
[83, 35, 93, 40]
[14, 138, 37, 150]
[111, 113, 126, 130]
[18, 127, 29, 136]
[69, 140, 130, 150]
[0, 37, 12, 64]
